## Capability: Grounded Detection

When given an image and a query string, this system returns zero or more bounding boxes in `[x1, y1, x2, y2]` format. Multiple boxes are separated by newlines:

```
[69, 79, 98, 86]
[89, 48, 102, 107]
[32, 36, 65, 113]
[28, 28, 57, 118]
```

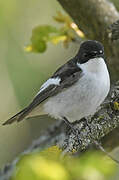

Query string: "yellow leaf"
[70, 22, 85, 38]
[114, 101, 119, 110]
[51, 35, 67, 44]
[30, 156, 69, 180]
[54, 11, 71, 24]
[46, 146, 62, 153]
[24, 45, 33, 52]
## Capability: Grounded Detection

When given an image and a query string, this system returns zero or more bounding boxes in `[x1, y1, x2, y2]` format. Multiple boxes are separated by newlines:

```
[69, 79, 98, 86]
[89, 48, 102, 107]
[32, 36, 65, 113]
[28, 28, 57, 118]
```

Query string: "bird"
[3, 40, 110, 126]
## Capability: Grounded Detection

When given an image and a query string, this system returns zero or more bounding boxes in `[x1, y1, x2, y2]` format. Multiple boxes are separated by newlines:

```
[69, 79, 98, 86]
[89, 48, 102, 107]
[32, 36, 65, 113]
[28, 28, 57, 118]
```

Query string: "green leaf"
[32, 40, 47, 53]
[28, 25, 59, 53]
[26, 12, 85, 54]
[32, 25, 58, 38]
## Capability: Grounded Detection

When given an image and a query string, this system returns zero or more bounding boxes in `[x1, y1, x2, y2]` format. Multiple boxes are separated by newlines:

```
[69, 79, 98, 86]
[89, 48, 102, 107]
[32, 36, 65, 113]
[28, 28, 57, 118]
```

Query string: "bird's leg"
[63, 117, 75, 130]
[62, 117, 79, 135]
[63, 117, 81, 146]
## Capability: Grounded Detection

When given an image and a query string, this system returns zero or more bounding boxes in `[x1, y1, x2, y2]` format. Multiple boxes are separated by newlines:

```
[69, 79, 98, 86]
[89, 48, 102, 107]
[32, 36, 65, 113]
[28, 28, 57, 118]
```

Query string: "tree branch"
[57, 0, 119, 38]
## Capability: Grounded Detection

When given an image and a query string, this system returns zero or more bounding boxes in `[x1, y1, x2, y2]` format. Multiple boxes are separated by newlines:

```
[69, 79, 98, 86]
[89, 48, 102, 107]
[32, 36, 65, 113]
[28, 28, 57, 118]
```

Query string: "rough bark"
[57, 0, 119, 81]
[109, 20, 119, 40]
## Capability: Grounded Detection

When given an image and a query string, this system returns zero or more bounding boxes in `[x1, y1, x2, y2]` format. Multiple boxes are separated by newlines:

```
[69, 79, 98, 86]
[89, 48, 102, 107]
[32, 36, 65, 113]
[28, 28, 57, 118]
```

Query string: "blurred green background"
[0, 0, 79, 167]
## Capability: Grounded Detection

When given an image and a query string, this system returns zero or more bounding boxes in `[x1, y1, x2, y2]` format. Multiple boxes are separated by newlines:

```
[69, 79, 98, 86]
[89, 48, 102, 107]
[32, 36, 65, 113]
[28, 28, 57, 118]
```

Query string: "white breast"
[43, 58, 110, 122]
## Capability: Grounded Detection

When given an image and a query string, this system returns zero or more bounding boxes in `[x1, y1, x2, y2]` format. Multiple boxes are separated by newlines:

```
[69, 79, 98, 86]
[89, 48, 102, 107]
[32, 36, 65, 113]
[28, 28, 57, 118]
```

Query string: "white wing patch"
[38, 77, 61, 94]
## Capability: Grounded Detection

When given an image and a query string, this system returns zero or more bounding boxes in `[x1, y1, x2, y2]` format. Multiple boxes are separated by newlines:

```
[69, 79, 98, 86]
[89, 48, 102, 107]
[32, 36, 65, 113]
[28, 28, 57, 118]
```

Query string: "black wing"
[3, 58, 82, 125]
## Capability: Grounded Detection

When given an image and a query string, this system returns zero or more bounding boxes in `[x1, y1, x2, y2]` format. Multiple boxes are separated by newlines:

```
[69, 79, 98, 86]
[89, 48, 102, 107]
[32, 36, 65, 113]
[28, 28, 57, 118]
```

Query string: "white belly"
[43, 58, 110, 122]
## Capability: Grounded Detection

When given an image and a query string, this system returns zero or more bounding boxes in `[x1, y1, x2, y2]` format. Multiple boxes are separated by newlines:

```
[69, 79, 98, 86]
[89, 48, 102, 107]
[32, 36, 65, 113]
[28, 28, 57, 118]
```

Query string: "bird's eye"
[99, 50, 103, 54]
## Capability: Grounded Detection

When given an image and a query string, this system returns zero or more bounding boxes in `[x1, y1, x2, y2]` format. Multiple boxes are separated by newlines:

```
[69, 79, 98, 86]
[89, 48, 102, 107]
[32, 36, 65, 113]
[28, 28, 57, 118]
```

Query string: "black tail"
[2, 107, 29, 125]
[3, 85, 50, 125]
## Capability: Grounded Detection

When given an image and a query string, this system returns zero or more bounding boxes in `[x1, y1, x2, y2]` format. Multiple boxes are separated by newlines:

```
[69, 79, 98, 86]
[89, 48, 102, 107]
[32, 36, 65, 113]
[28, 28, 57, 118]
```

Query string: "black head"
[76, 40, 104, 64]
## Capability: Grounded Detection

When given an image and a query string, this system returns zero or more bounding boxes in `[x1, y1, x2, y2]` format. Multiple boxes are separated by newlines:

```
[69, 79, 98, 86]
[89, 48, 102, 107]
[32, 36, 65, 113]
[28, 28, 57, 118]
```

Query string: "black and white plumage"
[3, 40, 110, 125]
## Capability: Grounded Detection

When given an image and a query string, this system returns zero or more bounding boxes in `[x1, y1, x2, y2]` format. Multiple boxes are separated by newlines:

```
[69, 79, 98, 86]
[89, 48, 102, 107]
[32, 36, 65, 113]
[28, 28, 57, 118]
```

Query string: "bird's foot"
[62, 117, 81, 143]
[63, 116, 92, 134]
